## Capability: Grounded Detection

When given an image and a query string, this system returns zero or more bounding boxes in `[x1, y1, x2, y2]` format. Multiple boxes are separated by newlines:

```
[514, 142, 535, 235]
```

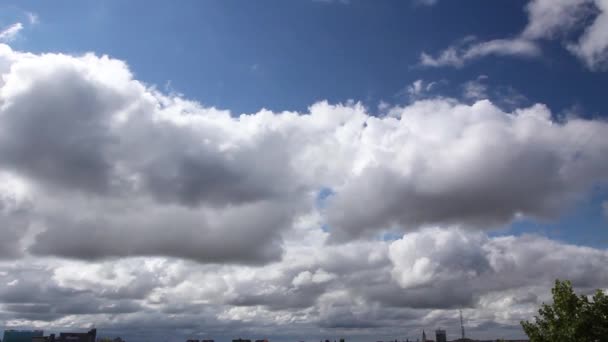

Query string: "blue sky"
[6, 0, 608, 115]
[0, 1, 607, 341]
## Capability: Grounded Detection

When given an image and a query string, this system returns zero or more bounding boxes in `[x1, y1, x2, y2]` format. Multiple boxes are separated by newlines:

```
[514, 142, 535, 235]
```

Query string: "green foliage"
[521, 279, 608, 342]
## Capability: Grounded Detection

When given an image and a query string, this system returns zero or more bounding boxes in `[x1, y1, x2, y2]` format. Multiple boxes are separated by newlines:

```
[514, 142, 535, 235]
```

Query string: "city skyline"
[0, 328, 528, 342]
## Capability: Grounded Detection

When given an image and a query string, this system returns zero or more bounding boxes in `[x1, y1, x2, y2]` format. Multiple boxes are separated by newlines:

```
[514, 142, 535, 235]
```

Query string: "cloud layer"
[1, 44, 607, 255]
[0, 44, 607, 340]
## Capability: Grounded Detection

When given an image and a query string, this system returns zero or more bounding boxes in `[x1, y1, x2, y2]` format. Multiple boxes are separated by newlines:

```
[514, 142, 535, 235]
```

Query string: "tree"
[521, 279, 608, 342]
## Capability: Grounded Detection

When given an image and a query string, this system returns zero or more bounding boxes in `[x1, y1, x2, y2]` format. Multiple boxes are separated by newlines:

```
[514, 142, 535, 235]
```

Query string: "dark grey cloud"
[0, 264, 142, 323]
[0, 192, 30, 259]
[363, 282, 477, 309]
[28, 199, 294, 264]
[1, 229, 608, 340]
[120, 111, 302, 208]
[0, 63, 130, 194]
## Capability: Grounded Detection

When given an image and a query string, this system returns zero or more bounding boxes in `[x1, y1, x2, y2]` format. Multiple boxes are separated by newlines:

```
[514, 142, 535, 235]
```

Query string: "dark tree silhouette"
[521, 279, 608, 342]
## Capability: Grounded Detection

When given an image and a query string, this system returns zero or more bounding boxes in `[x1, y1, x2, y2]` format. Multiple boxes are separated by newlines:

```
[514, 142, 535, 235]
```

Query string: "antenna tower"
[459, 309, 465, 340]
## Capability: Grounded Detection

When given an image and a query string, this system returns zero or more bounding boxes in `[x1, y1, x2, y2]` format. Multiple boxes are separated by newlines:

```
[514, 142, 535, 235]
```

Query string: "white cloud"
[0, 23, 24, 42]
[405, 79, 432, 100]
[407, 79, 424, 97]
[4, 225, 603, 340]
[421, 0, 608, 71]
[326, 100, 608, 241]
[462, 75, 489, 100]
[403, 79, 443, 102]
[0, 44, 605, 339]
[0, 44, 605, 257]
[388, 227, 608, 313]
[567, 0, 608, 70]
[420, 38, 541, 68]
[389, 228, 489, 288]
[521, 0, 592, 40]
[26, 12, 39, 25]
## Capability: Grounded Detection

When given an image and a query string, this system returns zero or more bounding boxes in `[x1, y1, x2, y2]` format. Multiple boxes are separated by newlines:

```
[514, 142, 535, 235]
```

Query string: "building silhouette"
[3, 330, 44, 342]
[32, 335, 55, 342]
[57, 329, 96, 342]
[435, 329, 446, 342]
[435, 329, 448, 342]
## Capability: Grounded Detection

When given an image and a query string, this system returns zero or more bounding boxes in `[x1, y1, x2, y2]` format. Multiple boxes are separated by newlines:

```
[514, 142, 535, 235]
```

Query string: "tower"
[422, 330, 426, 342]
[435, 329, 446, 342]
[459, 309, 466, 340]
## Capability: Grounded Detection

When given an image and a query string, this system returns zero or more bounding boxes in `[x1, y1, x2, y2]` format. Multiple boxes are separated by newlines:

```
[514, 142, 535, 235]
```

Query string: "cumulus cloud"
[3, 227, 608, 340]
[0, 44, 606, 340]
[389, 228, 608, 294]
[0, 45, 311, 264]
[326, 100, 608, 241]
[389, 228, 490, 289]
[0, 44, 605, 260]
[421, 0, 608, 70]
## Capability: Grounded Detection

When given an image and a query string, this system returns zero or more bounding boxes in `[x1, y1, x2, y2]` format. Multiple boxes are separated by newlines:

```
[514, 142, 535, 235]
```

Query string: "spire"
[422, 330, 426, 342]
[460, 309, 466, 340]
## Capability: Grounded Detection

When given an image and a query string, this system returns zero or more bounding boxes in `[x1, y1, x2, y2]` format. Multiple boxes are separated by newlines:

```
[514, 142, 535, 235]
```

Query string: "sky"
[0, 0, 607, 341]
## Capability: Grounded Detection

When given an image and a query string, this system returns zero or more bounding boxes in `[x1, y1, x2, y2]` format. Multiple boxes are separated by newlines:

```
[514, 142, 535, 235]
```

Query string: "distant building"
[232, 339, 251, 342]
[3, 330, 44, 342]
[421, 331, 435, 342]
[435, 329, 446, 342]
[96, 336, 124, 342]
[32, 335, 56, 342]
[201, 340, 214, 342]
[57, 329, 96, 342]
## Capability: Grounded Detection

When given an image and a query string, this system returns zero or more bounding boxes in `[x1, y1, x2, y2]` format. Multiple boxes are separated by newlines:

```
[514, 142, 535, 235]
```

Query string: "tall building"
[422, 330, 426, 342]
[32, 335, 55, 342]
[3, 330, 44, 342]
[57, 329, 96, 342]
[435, 329, 446, 342]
